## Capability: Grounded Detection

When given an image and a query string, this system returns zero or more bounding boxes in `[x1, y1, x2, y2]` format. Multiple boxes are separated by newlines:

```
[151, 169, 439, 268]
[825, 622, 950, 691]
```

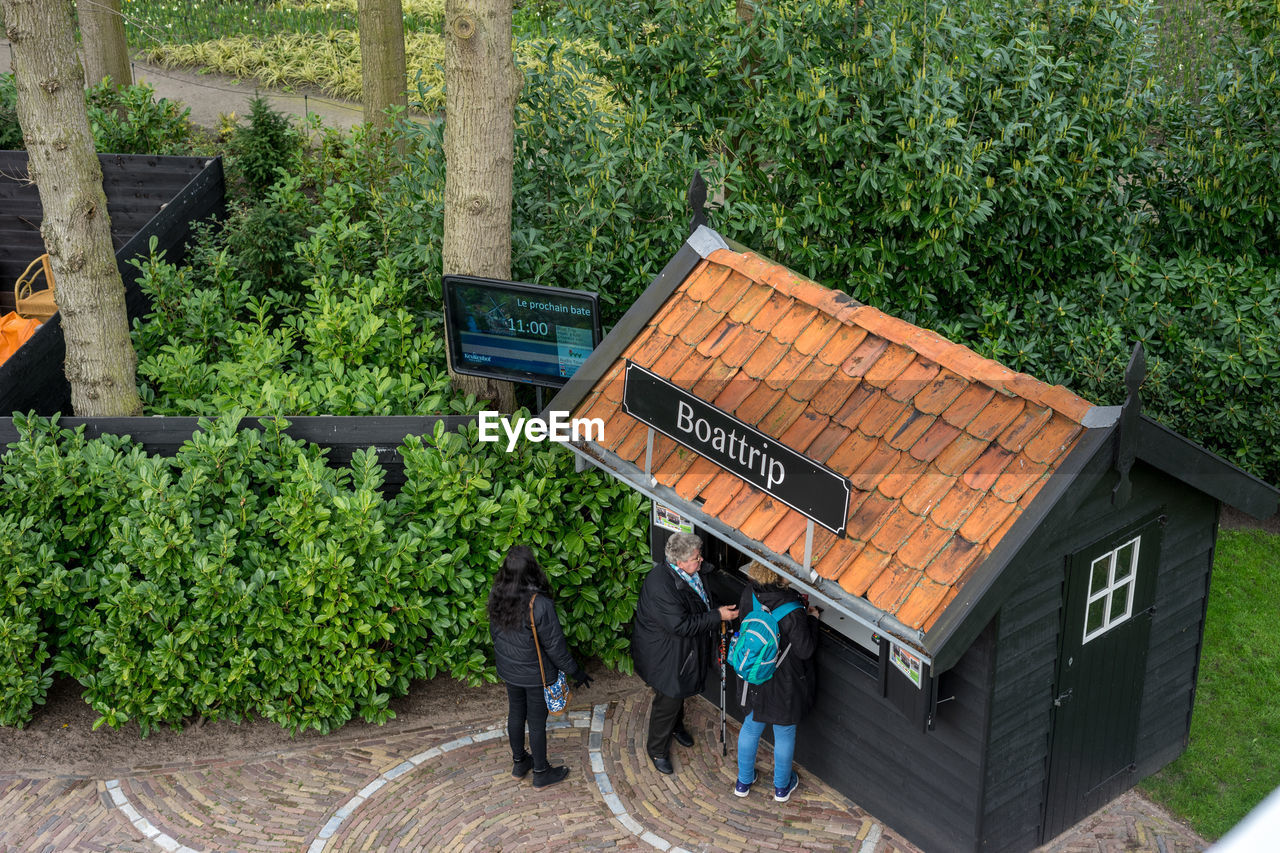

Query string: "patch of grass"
[1141, 528, 1280, 840]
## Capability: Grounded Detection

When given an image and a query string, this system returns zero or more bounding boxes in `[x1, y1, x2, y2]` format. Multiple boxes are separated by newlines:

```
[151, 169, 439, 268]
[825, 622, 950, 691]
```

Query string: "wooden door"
[1042, 516, 1161, 841]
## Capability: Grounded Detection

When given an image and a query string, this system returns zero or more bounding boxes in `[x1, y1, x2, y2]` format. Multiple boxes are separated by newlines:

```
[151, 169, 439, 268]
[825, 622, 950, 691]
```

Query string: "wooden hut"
[0, 151, 225, 415]
[546, 226, 1278, 851]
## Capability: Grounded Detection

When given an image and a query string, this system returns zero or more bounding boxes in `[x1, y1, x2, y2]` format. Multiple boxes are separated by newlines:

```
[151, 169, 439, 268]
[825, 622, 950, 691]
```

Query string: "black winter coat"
[631, 562, 721, 698]
[733, 584, 817, 725]
[491, 591, 579, 689]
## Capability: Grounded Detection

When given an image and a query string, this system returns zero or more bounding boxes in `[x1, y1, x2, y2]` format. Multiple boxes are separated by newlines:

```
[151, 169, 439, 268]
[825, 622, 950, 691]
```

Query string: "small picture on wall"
[654, 502, 694, 534]
[891, 643, 924, 689]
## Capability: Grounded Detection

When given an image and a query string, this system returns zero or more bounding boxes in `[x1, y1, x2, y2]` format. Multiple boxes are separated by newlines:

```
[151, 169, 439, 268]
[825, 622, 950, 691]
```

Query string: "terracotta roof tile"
[704, 271, 758, 314]
[940, 384, 997, 429]
[933, 433, 990, 476]
[650, 337, 706, 383]
[924, 535, 983, 585]
[746, 292, 797, 333]
[996, 402, 1054, 452]
[909, 419, 962, 462]
[850, 394, 910, 439]
[825, 382, 875, 422]
[764, 348, 816, 391]
[718, 326, 769, 368]
[734, 384, 786, 426]
[865, 560, 920, 614]
[691, 360, 739, 401]
[741, 335, 790, 380]
[905, 328, 962, 365]
[740, 496, 791, 542]
[673, 456, 722, 501]
[895, 577, 952, 630]
[770, 304, 821, 347]
[1002, 373, 1053, 407]
[876, 452, 929, 500]
[989, 506, 1021, 546]
[811, 535, 863, 580]
[700, 471, 746, 516]
[792, 315, 841, 356]
[896, 520, 954, 571]
[912, 369, 968, 415]
[965, 395, 1026, 442]
[885, 410, 936, 451]
[959, 494, 1018, 543]
[1039, 384, 1094, 421]
[836, 543, 891, 595]
[795, 527, 840, 571]
[656, 294, 704, 339]
[848, 444, 901, 493]
[901, 472, 957, 516]
[613, 420, 649, 462]
[990, 454, 1047, 502]
[802, 423, 852, 465]
[676, 304, 727, 346]
[758, 394, 809, 438]
[840, 336, 892, 380]
[869, 504, 925, 553]
[653, 444, 699, 487]
[627, 328, 673, 369]
[578, 394, 617, 433]
[825, 430, 878, 475]
[962, 443, 1016, 491]
[712, 371, 759, 414]
[846, 488, 895, 538]
[885, 357, 941, 403]
[846, 306, 919, 345]
[791, 358, 842, 408]
[778, 410, 830, 453]
[861, 344, 917, 389]
[1019, 473, 1051, 509]
[763, 510, 810, 557]
[931, 481, 985, 530]
[621, 323, 657, 363]
[695, 317, 744, 360]
[724, 282, 775, 322]
[1023, 414, 1084, 464]
[683, 260, 733, 301]
[817, 325, 871, 366]
[720, 484, 766, 528]
[771, 266, 860, 317]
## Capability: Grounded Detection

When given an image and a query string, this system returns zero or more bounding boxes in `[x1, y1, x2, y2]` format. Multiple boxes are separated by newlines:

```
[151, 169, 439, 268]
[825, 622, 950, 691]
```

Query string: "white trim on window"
[1082, 535, 1140, 644]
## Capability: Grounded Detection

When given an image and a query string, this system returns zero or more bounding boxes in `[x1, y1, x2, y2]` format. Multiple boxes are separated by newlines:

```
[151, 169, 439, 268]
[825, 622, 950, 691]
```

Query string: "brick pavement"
[0, 682, 1207, 852]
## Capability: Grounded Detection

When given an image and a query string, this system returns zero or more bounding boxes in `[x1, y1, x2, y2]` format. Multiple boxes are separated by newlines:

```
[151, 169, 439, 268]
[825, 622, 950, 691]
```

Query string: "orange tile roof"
[568, 249, 1093, 634]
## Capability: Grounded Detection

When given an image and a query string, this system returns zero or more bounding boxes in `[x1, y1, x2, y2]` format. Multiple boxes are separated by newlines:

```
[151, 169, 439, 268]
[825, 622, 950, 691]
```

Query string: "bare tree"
[442, 0, 520, 411]
[78, 0, 131, 88]
[357, 0, 407, 130]
[3, 0, 143, 416]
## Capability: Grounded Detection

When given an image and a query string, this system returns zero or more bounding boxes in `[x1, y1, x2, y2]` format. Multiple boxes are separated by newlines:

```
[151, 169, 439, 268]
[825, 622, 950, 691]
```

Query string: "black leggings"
[506, 683, 551, 771]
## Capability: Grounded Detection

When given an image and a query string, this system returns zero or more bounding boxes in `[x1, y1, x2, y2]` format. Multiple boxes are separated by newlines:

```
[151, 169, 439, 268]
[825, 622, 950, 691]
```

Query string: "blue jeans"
[736, 711, 797, 789]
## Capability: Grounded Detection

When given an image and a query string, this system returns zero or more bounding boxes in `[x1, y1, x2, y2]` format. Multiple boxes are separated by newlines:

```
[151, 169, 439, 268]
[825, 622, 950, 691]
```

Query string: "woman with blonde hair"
[732, 562, 820, 802]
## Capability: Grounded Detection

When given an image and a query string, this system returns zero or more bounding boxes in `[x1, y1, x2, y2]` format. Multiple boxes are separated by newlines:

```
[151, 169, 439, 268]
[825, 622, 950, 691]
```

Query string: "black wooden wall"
[0, 153, 225, 416]
[978, 451, 1218, 851]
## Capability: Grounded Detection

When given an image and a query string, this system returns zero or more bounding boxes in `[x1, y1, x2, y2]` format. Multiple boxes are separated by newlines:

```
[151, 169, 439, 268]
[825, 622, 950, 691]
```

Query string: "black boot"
[532, 765, 570, 788]
[512, 751, 533, 778]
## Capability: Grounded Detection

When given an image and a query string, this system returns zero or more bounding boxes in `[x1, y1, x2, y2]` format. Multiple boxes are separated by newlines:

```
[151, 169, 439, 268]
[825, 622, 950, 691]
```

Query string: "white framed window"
[1082, 535, 1140, 644]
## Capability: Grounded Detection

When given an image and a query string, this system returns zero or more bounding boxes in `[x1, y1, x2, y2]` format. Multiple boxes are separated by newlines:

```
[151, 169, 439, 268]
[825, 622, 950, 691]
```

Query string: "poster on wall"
[653, 502, 694, 534]
[890, 643, 924, 689]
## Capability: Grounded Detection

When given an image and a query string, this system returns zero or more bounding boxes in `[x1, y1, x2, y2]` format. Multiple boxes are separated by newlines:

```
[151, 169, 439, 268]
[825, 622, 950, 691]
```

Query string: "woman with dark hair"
[488, 544, 592, 788]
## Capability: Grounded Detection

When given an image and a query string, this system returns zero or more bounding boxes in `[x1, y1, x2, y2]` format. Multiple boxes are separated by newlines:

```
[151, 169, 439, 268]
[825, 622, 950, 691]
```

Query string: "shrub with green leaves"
[85, 79, 196, 155]
[229, 96, 305, 199]
[0, 414, 648, 733]
[0, 74, 22, 149]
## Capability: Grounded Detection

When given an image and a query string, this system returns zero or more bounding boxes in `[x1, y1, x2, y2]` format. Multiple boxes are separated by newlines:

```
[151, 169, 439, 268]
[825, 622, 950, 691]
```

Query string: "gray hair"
[664, 532, 703, 564]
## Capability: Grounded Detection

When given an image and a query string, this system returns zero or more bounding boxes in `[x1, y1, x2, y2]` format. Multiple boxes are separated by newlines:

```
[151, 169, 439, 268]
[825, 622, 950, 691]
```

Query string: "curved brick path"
[0, 681, 1206, 852]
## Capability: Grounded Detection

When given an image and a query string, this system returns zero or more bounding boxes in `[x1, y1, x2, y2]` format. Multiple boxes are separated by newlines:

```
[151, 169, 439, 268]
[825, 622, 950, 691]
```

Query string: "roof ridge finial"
[1112, 342, 1145, 507]
[688, 170, 708, 236]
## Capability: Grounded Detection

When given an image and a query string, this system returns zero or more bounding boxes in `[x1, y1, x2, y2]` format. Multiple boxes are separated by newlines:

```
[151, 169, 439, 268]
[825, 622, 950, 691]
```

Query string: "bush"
[0, 74, 22, 149]
[85, 79, 195, 154]
[0, 414, 649, 733]
[228, 96, 304, 199]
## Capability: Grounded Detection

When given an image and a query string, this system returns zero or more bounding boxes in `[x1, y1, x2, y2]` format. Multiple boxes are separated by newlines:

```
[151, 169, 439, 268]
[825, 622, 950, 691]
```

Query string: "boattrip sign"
[622, 361, 851, 536]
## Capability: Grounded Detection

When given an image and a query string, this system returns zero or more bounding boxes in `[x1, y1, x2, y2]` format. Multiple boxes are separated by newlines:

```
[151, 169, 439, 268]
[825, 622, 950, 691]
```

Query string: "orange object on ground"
[0, 311, 42, 366]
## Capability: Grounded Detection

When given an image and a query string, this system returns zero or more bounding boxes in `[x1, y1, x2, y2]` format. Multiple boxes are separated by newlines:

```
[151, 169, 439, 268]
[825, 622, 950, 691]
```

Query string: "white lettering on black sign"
[622, 361, 850, 536]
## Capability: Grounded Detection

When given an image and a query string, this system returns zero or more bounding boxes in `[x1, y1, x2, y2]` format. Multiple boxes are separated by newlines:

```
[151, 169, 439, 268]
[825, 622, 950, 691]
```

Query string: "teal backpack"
[728, 593, 803, 699]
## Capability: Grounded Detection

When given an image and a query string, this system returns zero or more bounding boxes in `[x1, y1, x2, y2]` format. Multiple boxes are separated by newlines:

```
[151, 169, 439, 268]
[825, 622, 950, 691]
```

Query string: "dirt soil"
[0, 667, 640, 779]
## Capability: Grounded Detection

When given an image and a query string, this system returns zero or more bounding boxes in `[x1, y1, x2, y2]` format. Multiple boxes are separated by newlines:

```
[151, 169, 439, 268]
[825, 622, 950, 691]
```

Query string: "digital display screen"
[442, 275, 603, 388]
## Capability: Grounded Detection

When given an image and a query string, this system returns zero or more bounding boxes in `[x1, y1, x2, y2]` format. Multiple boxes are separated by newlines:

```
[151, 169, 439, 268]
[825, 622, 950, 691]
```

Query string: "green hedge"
[0, 414, 648, 733]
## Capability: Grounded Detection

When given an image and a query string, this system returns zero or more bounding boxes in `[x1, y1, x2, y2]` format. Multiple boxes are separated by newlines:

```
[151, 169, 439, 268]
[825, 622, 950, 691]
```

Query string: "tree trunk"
[3, 0, 143, 416]
[78, 0, 131, 88]
[443, 0, 520, 412]
[357, 0, 407, 130]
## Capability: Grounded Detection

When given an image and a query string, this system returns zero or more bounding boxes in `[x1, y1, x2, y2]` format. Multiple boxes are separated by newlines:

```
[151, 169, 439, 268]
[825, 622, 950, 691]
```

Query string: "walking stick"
[719, 621, 728, 756]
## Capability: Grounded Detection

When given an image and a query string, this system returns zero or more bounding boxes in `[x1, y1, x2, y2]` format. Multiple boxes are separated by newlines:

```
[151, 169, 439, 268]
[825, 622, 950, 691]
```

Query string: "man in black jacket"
[631, 532, 738, 775]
